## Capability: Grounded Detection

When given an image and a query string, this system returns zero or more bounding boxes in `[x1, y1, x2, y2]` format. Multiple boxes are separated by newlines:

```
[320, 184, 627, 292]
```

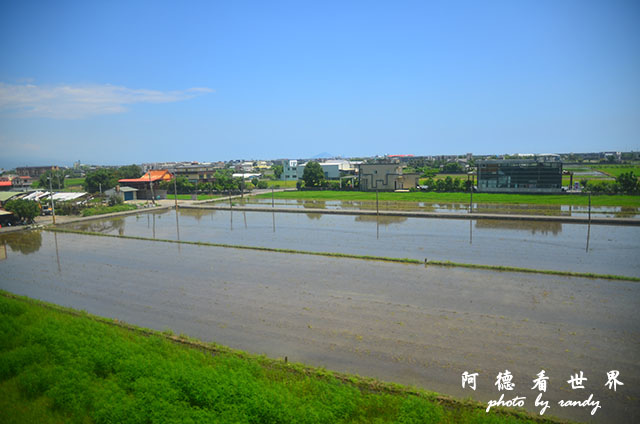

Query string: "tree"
[159, 176, 193, 194]
[84, 169, 118, 193]
[117, 164, 142, 179]
[443, 176, 454, 192]
[4, 199, 41, 224]
[616, 172, 639, 194]
[38, 170, 66, 190]
[302, 161, 324, 188]
[443, 162, 463, 173]
[272, 165, 283, 179]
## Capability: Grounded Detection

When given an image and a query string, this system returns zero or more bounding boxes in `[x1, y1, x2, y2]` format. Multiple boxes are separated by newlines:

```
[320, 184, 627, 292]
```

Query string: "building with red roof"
[118, 170, 173, 200]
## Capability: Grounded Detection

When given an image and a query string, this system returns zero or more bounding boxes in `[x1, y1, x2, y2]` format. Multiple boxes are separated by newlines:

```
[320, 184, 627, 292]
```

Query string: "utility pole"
[173, 176, 178, 210]
[376, 189, 379, 216]
[468, 172, 473, 214]
[99, 183, 102, 195]
[48, 176, 56, 225]
[148, 171, 155, 205]
[272, 187, 274, 208]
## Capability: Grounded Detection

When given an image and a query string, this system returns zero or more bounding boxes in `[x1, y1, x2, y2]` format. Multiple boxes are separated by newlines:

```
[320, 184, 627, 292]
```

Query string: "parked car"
[41, 204, 52, 215]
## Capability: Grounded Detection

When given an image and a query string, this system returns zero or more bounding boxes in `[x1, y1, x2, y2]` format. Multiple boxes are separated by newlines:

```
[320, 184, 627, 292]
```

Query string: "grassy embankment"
[81, 204, 138, 217]
[47, 228, 640, 282]
[0, 292, 561, 424]
[255, 190, 640, 208]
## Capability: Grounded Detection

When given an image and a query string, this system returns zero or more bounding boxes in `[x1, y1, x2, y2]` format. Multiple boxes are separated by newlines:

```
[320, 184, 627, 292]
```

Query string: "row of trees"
[37, 170, 67, 189]
[83, 166, 271, 195]
[158, 170, 247, 194]
[421, 176, 473, 192]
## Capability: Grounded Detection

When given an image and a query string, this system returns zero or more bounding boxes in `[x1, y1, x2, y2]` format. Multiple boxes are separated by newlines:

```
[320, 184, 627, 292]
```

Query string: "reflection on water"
[354, 215, 408, 225]
[74, 218, 126, 235]
[54, 231, 61, 273]
[475, 219, 563, 235]
[240, 198, 640, 218]
[179, 207, 216, 221]
[0, 231, 43, 255]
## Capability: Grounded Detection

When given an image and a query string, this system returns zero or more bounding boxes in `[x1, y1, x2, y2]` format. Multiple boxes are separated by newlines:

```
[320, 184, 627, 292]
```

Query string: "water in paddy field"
[57, 208, 640, 277]
[238, 197, 640, 218]
[1, 231, 639, 424]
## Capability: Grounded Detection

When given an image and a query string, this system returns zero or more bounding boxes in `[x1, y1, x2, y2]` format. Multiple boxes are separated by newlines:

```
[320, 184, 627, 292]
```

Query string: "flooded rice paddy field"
[238, 198, 640, 218]
[1, 231, 638, 423]
[62, 208, 640, 277]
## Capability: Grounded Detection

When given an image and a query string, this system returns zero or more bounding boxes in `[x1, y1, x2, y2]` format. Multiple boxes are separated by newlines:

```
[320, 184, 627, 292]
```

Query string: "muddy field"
[1, 231, 638, 423]
[61, 209, 640, 277]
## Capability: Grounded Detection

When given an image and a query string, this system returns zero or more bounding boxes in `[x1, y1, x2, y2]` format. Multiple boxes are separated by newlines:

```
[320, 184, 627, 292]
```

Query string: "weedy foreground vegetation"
[0, 293, 561, 424]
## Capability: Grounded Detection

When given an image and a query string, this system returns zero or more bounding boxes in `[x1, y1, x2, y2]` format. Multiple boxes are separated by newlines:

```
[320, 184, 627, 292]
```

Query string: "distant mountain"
[312, 152, 334, 159]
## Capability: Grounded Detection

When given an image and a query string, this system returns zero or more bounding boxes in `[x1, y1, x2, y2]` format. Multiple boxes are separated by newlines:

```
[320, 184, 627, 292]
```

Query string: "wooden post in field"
[468, 172, 473, 214]
[272, 187, 274, 208]
[376, 189, 379, 216]
[49, 176, 56, 225]
[173, 176, 178, 209]
[588, 192, 591, 224]
[148, 171, 156, 205]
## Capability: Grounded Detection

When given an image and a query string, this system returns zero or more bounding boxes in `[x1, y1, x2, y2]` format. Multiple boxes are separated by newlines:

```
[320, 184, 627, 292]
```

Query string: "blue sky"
[0, 0, 638, 168]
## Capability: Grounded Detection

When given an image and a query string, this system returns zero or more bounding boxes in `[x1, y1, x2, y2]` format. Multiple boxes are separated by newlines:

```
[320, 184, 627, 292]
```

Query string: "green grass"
[266, 179, 298, 188]
[254, 190, 640, 208]
[588, 165, 640, 178]
[64, 178, 85, 187]
[81, 204, 138, 217]
[0, 292, 559, 424]
[47, 228, 640, 282]
[166, 194, 220, 201]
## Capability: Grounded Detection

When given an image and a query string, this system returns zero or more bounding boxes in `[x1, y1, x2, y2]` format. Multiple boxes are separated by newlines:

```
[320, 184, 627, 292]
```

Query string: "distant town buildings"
[16, 165, 59, 178]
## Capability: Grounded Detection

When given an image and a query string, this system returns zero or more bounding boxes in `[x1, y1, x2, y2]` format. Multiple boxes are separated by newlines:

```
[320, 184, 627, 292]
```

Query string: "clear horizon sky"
[1, 0, 639, 169]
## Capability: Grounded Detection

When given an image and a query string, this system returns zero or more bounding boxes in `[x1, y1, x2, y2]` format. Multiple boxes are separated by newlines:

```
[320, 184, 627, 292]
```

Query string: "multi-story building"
[477, 156, 563, 193]
[358, 164, 420, 191]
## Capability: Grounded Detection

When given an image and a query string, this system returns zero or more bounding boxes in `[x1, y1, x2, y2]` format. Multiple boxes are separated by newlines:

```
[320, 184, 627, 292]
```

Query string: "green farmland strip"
[253, 190, 640, 208]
